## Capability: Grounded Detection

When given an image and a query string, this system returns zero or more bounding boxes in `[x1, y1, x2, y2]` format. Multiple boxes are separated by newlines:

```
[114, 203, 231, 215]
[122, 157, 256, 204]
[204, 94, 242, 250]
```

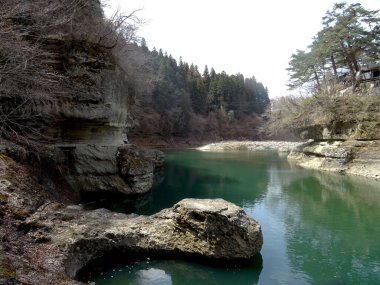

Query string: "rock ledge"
[288, 140, 380, 179]
[11, 197, 262, 283]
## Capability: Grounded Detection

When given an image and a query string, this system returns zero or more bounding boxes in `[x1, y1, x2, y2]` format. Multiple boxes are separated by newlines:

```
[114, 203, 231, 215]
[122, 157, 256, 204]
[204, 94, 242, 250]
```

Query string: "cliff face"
[1, 38, 164, 199]
[297, 121, 380, 141]
[285, 92, 380, 179]
[0, 0, 163, 200]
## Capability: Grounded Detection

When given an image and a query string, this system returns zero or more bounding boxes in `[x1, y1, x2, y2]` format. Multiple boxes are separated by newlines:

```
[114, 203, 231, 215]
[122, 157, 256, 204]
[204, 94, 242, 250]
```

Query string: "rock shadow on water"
[76, 162, 240, 216]
[77, 252, 263, 285]
[80, 191, 154, 214]
[137, 162, 240, 215]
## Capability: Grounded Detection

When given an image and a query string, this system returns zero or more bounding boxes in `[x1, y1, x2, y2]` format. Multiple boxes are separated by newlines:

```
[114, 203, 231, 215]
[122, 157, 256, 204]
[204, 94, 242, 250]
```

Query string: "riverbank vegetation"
[266, 2, 380, 140]
[0, 0, 270, 147]
[0, 0, 142, 146]
[287, 2, 379, 91]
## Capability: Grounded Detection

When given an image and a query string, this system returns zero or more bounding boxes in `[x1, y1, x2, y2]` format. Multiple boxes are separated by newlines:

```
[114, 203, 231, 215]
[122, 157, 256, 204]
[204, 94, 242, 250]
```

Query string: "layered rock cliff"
[288, 140, 380, 179]
[287, 118, 380, 179]
[0, 1, 164, 200]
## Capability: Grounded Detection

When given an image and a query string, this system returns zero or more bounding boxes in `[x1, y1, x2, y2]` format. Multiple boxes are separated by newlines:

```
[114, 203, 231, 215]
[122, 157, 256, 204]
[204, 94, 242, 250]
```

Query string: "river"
[89, 149, 380, 285]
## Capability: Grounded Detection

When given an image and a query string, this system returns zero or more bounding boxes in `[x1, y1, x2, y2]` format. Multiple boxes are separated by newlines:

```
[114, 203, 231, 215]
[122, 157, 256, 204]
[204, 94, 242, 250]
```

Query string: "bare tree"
[0, 0, 144, 146]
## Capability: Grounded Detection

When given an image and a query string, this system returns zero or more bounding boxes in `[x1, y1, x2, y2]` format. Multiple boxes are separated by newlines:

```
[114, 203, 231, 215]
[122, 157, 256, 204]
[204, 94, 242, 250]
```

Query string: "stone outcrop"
[0, 33, 164, 198]
[0, 158, 262, 284]
[50, 144, 164, 197]
[298, 121, 379, 141]
[288, 140, 380, 179]
[288, 105, 379, 179]
[117, 145, 165, 194]
[62, 199, 262, 278]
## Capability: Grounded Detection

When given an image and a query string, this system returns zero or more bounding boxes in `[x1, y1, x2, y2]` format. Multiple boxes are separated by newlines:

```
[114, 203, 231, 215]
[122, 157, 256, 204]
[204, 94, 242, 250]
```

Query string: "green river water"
[89, 149, 380, 285]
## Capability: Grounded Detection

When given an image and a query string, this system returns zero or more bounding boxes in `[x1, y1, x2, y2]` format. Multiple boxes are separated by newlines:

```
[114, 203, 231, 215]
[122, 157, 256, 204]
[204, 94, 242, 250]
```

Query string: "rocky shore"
[197, 141, 304, 152]
[197, 140, 380, 179]
[288, 139, 380, 180]
[0, 155, 263, 285]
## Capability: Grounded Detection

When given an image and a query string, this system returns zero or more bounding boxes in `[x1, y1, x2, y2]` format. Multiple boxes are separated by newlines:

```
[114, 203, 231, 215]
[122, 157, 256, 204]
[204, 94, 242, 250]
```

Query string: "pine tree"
[140, 37, 148, 52]
[203, 65, 211, 92]
[288, 2, 380, 91]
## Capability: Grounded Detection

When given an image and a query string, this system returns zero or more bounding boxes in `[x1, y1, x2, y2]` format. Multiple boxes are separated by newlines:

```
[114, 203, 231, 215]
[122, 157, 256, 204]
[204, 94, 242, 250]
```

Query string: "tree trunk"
[339, 41, 356, 79]
[350, 52, 360, 72]
[331, 55, 338, 80]
[313, 69, 320, 88]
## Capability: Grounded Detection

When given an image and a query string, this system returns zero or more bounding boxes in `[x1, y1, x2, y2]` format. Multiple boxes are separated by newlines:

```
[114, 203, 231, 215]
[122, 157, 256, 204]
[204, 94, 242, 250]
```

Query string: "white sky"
[104, 0, 379, 99]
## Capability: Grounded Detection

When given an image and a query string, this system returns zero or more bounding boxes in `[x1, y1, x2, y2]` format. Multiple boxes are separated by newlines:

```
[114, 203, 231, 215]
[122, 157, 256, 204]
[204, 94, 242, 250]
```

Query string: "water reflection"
[138, 150, 272, 214]
[88, 150, 380, 285]
[262, 164, 380, 285]
[137, 268, 172, 285]
[93, 259, 262, 285]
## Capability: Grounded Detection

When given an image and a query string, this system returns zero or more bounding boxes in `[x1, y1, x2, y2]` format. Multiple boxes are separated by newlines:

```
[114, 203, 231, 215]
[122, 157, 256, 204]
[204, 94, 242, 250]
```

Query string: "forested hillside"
[124, 41, 270, 143]
[0, 0, 269, 149]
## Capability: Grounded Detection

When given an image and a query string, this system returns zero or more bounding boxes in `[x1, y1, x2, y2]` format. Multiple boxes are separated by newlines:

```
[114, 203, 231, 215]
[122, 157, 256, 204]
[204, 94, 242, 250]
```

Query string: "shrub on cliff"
[0, 0, 141, 145]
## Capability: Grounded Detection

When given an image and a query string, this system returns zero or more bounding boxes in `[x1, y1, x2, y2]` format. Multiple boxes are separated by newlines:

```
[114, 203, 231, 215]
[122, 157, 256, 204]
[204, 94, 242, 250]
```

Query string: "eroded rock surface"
[0, 156, 262, 284]
[50, 144, 164, 197]
[0, 20, 163, 199]
[288, 140, 380, 179]
[39, 199, 262, 279]
[117, 145, 164, 194]
[297, 120, 380, 141]
[16, 199, 263, 282]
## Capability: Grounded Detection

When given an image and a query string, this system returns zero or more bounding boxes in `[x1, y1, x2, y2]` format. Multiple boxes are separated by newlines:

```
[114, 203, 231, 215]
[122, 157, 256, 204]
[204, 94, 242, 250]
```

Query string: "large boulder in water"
[14, 198, 262, 282]
[156, 198, 263, 260]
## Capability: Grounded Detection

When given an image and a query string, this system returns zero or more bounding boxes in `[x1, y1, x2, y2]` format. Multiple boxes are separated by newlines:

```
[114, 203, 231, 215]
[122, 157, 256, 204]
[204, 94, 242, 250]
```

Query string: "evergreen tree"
[287, 49, 321, 90]
[127, 41, 270, 139]
[140, 37, 148, 52]
[203, 65, 211, 91]
[210, 67, 216, 81]
[255, 83, 270, 114]
[288, 2, 380, 90]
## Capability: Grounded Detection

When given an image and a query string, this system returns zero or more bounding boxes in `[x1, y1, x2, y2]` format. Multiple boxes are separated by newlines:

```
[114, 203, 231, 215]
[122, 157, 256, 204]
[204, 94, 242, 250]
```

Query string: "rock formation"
[288, 140, 380, 179]
[0, 157, 263, 284]
[0, 4, 164, 199]
[284, 104, 380, 179]
[0, 2, 264, 284]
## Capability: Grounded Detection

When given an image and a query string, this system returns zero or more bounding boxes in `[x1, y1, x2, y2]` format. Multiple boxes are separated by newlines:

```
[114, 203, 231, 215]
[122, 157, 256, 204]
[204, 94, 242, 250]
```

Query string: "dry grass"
[266, 85, 380, 139]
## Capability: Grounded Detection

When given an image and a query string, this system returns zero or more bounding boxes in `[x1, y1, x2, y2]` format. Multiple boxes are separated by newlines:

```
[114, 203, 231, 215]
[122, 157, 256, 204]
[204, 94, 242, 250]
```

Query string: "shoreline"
[195, 139, 380, 181]
[196, 140, 305, 152]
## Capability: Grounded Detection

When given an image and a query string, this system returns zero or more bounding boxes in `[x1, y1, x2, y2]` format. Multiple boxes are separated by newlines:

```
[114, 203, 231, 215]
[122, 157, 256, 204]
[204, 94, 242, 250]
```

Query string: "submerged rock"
[12, 198, 262, 283]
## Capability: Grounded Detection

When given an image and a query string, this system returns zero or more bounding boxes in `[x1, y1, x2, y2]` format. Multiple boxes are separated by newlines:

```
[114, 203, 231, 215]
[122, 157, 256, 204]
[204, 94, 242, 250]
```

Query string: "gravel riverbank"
[197, 141, 305, 152]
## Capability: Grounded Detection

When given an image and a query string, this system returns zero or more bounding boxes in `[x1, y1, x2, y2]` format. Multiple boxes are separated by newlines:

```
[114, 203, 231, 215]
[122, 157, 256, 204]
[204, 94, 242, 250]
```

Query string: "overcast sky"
[104, 0, 379, 99]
